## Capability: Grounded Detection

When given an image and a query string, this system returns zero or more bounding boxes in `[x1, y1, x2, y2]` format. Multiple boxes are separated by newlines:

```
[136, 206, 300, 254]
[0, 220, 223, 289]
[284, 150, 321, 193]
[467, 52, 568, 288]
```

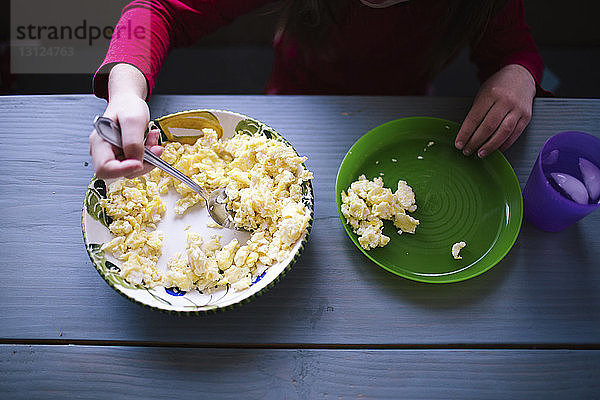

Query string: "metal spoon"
[93, 115, 237, 230]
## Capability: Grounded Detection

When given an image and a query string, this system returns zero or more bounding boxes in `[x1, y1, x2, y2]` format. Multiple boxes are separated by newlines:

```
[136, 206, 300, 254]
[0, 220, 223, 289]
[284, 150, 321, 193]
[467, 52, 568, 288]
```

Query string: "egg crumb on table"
[451, 241, 467, 259]
[101, 128, 312, 292]
[340, 175, 419, 250]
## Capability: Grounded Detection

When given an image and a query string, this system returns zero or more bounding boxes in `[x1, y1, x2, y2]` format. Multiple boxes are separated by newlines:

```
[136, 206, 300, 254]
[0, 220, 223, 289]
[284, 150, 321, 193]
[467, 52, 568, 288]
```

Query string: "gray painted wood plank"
[0, 95, 599, 344]
[1, 345, 599, 400]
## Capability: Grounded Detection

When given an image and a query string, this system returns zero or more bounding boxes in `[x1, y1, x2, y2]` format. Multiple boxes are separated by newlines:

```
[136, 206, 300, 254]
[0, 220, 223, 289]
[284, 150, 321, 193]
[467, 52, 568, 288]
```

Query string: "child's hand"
[455, 64, 536, 158]
[89, 93, 160, 178]
[89, 63, 161, 179]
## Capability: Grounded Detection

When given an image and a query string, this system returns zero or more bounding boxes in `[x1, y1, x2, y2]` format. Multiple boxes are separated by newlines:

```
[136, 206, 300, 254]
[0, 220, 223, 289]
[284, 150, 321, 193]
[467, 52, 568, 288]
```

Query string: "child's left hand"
[455, 64, 536, 158]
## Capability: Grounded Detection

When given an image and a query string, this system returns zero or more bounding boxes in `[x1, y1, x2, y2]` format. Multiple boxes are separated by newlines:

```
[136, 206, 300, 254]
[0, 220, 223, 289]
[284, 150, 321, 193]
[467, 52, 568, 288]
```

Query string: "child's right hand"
[89, 64, 163, 179]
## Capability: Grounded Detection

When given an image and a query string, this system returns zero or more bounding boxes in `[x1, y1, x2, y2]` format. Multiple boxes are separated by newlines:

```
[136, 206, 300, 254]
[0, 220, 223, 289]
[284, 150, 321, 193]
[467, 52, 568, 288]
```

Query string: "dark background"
[1, 0, 599, 98]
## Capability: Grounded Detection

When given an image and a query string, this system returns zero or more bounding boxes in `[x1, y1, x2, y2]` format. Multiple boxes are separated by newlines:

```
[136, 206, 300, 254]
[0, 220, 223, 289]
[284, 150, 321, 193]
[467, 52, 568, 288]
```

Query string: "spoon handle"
[93, 116, 122, 148]
[142, 147, 209, 201]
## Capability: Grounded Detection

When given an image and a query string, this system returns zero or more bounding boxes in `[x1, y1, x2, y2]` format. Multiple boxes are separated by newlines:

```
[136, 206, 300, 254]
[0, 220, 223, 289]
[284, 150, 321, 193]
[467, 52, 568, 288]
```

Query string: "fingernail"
[478, 149, 487, 158]
[463, 149, 471, 156]
[455, 141, 463, 149]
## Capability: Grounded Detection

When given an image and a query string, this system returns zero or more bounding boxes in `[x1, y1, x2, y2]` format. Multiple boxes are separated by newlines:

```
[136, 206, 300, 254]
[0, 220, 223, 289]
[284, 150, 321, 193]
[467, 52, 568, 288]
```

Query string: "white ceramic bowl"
[82, 109, 313, 313]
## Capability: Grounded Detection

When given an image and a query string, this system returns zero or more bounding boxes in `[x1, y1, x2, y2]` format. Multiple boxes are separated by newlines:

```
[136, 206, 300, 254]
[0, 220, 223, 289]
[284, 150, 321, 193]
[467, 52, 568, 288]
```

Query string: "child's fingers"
[90, 130, 143, 179]
[145, 129, 161, 147]
[148, 145, 164, 157]
[125, 142, 164, 179]
[101, 159, 145, 179]
[462, 103, 508, 156]
[500, 117, 529, 152]
[500, 105, 532, 152]
[454, 96, 494, 150]
[476, 111, 519, 158]
[455, 97, 493, 151]
[118, 112, 148, 163]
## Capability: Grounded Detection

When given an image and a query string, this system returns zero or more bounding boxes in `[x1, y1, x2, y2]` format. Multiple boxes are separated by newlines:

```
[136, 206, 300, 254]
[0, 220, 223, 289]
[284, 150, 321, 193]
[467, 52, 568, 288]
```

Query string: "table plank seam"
[2, 339, 599, 350]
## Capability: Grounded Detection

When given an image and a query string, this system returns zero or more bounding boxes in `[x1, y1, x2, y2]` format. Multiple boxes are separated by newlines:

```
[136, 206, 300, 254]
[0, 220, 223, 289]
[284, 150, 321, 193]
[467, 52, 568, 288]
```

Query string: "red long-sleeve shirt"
[93, 0, 547, 99]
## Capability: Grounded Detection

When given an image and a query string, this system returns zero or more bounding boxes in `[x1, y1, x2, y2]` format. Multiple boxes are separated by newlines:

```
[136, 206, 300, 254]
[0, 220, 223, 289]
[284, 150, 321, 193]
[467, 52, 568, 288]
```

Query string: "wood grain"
[0, 95, 599, 345]
[2, 345, 599, 400]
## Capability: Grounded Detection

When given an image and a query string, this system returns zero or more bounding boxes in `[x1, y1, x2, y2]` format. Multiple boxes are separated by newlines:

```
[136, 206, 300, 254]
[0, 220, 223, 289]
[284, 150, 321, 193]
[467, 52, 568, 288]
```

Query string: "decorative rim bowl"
[83, 109, 314, 313]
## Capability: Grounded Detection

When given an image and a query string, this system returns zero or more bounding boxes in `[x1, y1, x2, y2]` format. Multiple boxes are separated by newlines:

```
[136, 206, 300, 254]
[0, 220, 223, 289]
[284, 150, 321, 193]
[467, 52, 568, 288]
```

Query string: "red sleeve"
[92, 0, 274, 100]
[470, 0, 551, 97]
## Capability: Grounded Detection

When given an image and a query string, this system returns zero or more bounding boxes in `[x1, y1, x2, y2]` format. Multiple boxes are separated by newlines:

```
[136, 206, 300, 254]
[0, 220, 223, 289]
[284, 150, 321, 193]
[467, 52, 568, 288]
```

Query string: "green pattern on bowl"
[84, 180, 112, 228]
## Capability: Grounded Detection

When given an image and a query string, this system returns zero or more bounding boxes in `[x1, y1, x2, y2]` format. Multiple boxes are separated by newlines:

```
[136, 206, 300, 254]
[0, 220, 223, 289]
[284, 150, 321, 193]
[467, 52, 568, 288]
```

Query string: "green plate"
[335, 117, 523, 283]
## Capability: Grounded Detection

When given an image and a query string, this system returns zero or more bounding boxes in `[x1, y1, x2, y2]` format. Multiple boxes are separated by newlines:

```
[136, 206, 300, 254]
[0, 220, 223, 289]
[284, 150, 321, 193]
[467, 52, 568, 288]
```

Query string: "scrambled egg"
[101, 128, 312, 292]
[340, 175, 419, 250]
[101, 178, 166, 286]
[451, 241, 467, 260]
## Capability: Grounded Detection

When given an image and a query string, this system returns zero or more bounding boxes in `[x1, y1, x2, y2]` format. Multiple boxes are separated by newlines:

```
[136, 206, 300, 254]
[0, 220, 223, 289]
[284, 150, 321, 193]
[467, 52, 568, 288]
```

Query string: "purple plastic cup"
[523, 131, 600, 232]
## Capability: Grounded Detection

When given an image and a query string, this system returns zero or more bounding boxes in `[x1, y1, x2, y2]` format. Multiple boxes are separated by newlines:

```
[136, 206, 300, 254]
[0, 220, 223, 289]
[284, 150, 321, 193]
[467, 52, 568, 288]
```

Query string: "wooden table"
[1, 95, 599, 399]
